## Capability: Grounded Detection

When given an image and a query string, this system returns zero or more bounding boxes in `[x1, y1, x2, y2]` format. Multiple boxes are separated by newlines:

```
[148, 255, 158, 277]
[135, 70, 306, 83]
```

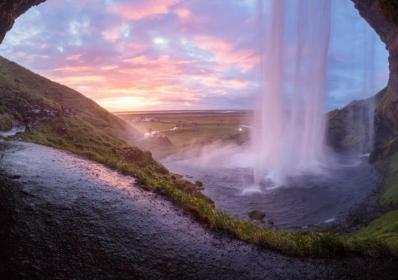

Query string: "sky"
[0, 0, 389, 112]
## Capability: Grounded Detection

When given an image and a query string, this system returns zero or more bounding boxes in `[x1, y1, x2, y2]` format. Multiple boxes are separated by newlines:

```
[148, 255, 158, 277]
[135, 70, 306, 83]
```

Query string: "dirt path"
[0, 141, 396, 280]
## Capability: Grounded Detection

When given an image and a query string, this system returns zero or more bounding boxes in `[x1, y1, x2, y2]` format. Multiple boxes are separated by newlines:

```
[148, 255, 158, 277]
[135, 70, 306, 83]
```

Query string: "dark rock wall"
[352, 0, 398, 128]
[0, 0, 46, 43]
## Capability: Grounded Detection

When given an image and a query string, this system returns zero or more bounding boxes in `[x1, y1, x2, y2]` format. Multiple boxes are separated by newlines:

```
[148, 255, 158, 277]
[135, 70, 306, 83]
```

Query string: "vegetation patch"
[0, 114, 12, 131]
[248, 210, 266, 221]
[347, 210, 398, 256]
[380, 153, 398, 206]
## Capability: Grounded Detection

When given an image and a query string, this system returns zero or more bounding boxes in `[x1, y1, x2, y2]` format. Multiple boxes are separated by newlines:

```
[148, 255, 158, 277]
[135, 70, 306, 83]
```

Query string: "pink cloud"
[174, 8, 191, 19]
[108, 0, 182, 21]
[66, 54, 82, 61]
[194, 36, 257, 72]
[44, 51, 252, 111]
[102, 27, 121, 43]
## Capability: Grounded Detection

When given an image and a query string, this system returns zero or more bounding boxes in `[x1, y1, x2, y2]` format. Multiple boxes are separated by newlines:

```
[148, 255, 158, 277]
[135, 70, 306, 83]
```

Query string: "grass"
[0, 114, 12, 131]
[347, 210, 398, 256]
[0, 56, 138, 144]
[380, 153, 398, 206]
[118, 111, 250, 157]
[248, 210, 266, 220]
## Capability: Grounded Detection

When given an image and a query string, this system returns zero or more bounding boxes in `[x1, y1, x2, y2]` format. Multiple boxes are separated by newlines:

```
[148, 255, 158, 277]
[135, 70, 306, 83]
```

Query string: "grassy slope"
[1, 56, 397, 257]
[380, 152, 398, 206]
[348, 210, 398, 256]
[349, 148, 398, 254]
[0, 56, 141, 143]
[344, 87, 398, 254]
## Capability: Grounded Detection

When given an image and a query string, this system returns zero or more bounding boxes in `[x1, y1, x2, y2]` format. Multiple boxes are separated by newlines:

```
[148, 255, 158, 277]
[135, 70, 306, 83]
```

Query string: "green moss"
[347, 210, 398, 256]
[248, 210, 266, 220]
[0, 114, 12, 131]
[380, 153, 398, 206]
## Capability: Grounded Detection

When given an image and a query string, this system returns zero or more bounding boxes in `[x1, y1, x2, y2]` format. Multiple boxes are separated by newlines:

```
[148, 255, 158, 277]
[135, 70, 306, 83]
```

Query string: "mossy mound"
[348, 210, 398, 256]
[0, 114, 12, 131]
[248, 210, 266, 220]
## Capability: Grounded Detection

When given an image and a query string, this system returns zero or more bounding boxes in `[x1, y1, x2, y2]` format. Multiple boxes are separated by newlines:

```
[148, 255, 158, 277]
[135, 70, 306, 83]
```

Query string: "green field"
[117, 111, 251, 157]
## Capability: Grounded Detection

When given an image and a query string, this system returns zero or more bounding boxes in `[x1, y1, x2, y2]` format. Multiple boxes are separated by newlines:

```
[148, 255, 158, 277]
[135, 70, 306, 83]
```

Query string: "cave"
[0, 1, 397, 279]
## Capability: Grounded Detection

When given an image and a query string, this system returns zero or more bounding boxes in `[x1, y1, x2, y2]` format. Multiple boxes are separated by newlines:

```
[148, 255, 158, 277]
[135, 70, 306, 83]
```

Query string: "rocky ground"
[0, 141, 397, 280]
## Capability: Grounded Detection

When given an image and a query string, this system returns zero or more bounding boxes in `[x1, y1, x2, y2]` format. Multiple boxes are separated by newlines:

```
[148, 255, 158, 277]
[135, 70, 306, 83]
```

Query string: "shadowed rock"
[352, 0, 398, 127]
[0, 0, 46, 43]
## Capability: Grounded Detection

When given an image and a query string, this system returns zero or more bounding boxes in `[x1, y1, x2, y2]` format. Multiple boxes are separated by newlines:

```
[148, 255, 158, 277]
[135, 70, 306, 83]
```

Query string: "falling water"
[345, 25, 377, 154]
[252, 0, 331, 186]
[362, 29, 377, 154]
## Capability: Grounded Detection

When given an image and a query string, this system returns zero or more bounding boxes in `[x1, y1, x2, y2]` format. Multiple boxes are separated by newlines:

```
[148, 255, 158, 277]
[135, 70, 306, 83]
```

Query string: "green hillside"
[0, 56, 139, 143]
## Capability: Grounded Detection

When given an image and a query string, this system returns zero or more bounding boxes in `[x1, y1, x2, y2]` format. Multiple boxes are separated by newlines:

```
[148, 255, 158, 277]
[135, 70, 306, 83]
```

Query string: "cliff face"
[352, 0, 398, 128]
[0, 0, 46, 43]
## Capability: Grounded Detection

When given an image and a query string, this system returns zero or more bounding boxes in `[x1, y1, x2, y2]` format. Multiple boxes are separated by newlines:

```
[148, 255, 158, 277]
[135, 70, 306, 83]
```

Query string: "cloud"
[193, 35, 257, 72]
[108, 0, 182, 21]
[174, 8, 191, 19]
[102, 24, 130, 42]
[0, 0, 389, 112]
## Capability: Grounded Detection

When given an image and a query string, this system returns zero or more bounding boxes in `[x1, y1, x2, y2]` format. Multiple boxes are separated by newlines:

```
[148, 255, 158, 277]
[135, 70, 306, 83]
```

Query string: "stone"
[248, 210, 266, 221]
[352, 0, 398, 127]
[0, 1, 46, 43]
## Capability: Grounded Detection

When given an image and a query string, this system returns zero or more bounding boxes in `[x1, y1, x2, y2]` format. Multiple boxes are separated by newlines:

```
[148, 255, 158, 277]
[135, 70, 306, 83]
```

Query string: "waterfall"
[344, 20, 377, 155]
[252, 0, 331, 186]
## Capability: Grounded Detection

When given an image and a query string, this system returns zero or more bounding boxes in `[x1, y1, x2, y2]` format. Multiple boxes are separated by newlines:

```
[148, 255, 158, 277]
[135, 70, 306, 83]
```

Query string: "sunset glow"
[0, 0, 388, 112]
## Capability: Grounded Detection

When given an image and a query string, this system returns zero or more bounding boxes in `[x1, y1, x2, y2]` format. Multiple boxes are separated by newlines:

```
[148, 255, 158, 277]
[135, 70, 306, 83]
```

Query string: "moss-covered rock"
[380, 153, 398, 206]
[349, 209, 398, 256]
[326, 91, 382, 153]
[0, 114, 12, 131]
[248, 210, 266, 220]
